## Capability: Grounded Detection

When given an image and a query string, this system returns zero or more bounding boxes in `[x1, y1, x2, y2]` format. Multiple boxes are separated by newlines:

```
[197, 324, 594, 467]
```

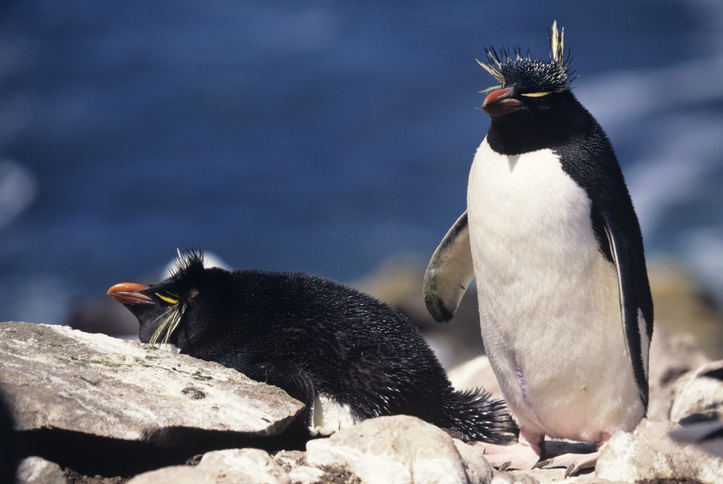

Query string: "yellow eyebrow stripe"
[155, 293, 179, 305]
[520, 92, 551, 98]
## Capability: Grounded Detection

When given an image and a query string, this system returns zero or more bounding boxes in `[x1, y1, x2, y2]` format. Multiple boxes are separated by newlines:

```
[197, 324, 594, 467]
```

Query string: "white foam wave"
[0, 159, 37, 229]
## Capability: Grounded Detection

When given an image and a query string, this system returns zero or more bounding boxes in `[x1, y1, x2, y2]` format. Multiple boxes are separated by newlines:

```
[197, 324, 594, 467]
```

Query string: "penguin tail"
[446, 388, 518, 444]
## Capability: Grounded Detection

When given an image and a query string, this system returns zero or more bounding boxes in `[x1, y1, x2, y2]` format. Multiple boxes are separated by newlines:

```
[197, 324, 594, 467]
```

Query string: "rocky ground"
[1, 320, 722, 484]
[2, 259, 722, 484]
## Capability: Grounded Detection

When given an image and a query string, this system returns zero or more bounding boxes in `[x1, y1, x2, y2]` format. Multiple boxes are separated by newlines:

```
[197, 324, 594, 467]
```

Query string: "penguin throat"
[487, 118, 567, 155]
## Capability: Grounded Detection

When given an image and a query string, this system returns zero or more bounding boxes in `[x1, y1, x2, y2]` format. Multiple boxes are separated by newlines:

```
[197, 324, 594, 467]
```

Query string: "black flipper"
[601, 209, 649, 408]
[423, 212, 475, 322]
[249, 360, 317, 427]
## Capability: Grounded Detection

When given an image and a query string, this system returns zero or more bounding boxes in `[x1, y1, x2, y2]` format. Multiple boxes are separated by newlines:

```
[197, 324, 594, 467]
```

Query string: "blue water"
[1, 0, 722, 325]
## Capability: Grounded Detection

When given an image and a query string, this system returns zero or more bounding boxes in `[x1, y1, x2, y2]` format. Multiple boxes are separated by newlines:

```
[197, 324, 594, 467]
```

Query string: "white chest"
[466, 139, 642, 440]
[467, 143, 595, 258]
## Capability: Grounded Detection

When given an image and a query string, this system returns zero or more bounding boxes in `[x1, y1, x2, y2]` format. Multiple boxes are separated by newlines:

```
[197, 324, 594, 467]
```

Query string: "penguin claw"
[531, 458, 552, 469]
[497, 461, 512, 472]
[564, 462, 581, 479]
[531, 452, 598, 476]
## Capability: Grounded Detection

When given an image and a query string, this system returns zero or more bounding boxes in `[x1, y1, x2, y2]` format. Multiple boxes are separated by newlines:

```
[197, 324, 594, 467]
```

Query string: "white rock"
[196, 448, 290, 484]
[453, 439, 495, 484]
[306, 414, 494, 484]
[127, 465, 215, 484]
[490, 472, 541, 484]
[287, 466, 326, 484]
[15, 456, 66, 484]
[596, 419, 723, 484]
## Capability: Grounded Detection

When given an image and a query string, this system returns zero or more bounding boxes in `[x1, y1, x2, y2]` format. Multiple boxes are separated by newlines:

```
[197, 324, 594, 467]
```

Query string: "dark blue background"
[1, 1, 721, 324]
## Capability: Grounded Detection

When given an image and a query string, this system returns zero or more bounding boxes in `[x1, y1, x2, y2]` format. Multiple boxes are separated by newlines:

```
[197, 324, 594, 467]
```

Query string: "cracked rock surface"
[0, 322, 303, 443]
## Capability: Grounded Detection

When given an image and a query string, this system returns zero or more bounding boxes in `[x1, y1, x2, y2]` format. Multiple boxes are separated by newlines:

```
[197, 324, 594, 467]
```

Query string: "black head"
[108, 249, 228, 348]
[478, 22, 597, 154]
[480, 21, 575, 102]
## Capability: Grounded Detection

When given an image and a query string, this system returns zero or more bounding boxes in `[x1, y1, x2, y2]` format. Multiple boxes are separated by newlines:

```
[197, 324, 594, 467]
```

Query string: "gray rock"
[670, 420, 723, 458]
[670, 359, 723, 424]
[306, 414, 494, 484]
[595, 419, 723, 484]
[0, 322, 303, 444]
[15, 456, 67, 484]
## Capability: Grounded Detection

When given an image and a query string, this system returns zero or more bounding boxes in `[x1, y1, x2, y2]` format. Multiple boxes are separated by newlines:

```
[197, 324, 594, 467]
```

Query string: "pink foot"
[476, 427, 543, 470]
[534, 433, 610, 477]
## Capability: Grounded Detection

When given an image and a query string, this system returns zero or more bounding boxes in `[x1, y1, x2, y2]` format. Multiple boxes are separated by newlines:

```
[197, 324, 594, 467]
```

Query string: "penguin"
[423, 22, 653, 476]
[108, 249, 516, 444]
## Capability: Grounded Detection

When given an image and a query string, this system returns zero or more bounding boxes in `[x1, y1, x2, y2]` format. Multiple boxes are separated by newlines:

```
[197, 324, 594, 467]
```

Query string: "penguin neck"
[486, 95, 593, 156]
[486, 116, 561, 155]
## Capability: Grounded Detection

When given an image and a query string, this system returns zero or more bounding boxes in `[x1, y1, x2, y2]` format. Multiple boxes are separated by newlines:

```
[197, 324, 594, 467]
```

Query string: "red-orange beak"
[482, 87, 527, 117]
[107, 283, 153, 305]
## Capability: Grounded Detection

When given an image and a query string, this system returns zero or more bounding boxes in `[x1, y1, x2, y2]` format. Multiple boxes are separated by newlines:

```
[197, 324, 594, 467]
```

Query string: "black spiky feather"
[480, 21, 577, 95]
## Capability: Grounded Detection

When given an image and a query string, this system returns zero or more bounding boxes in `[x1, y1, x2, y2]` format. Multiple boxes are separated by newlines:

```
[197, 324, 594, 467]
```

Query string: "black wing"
[601, 209, 651, 408]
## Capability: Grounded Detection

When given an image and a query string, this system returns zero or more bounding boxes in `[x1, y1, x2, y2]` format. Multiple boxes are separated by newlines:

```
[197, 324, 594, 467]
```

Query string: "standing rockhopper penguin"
[423, 22, 653, 476]
[108, 250, 516, 444]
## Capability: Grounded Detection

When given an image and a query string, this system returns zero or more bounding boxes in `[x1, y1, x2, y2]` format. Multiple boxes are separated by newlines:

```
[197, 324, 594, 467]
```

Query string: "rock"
[670, 359, 723, 424]
[306, 414, 494, 484]
[273, 450, 307, 471]
[0, 322, 303, 444]
[273, 450, 326, 484]
[195, 449, 290, 484]
[15, 456, 67, 484]
[287, 466, 326, 484]
[490, 472, 541, 484]
[127, 465, 215, 484]
[595, 419, 723, 483]
[670, 420, 723, 458]
[647, 327, 711, 421]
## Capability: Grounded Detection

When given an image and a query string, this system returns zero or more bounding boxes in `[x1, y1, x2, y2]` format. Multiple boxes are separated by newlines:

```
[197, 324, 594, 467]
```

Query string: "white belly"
[309, 393, 360, 436]
[467, 140, 644, 442]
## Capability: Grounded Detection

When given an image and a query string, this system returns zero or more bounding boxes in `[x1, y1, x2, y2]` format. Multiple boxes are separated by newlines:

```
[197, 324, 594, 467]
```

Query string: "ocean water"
[0, 0, 721, 325]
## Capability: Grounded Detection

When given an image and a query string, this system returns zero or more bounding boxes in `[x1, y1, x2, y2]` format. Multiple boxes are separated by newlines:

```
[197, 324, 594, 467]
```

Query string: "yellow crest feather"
[477, 58, 505, 90]
[551, 21, 564, 66]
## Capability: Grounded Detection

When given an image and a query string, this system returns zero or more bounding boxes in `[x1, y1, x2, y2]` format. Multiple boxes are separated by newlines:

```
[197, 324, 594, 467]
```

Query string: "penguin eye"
[155, 292, 180, 305]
